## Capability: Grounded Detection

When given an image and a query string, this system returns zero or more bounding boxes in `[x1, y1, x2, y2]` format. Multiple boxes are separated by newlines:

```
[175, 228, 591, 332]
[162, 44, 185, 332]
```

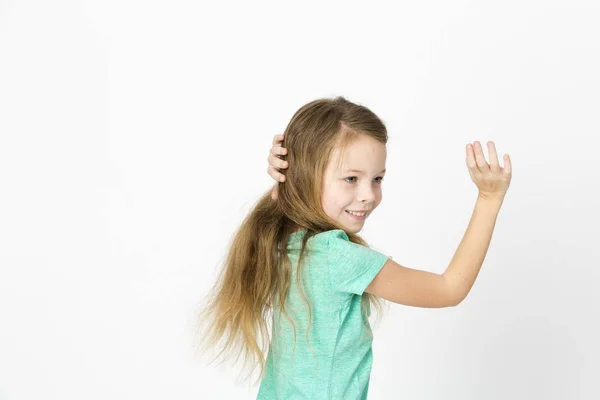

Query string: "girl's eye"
[344, 177, 384, 184]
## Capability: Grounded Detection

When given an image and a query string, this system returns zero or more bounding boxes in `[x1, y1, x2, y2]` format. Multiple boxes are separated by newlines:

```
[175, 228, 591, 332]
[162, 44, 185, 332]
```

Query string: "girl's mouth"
[345, 210, 367, 220]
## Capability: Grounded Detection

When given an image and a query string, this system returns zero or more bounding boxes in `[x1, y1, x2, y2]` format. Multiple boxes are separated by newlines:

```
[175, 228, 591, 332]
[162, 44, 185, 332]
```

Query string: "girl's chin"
[340, 223, 363, 234]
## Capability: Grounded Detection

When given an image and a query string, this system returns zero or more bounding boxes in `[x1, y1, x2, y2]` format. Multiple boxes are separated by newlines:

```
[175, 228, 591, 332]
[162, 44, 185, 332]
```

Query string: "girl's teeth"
[347, 210, 366, 216]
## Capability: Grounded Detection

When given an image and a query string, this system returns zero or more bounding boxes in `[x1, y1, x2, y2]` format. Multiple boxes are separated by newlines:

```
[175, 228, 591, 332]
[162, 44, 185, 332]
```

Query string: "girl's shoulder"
[288, 229, 359, 255]
[289, 229, 349, 247]
[318, 229, 352, 249]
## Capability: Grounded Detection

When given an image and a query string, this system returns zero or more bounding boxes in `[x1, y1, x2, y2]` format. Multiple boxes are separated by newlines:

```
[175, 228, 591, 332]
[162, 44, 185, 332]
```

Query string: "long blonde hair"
[194, 96, 389, 385]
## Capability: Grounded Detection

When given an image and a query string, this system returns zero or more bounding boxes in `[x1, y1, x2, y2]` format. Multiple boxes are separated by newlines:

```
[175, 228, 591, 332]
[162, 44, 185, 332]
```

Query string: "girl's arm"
[364, 195, 503, 308]
[443, 195, 504, 304]
[366, 141, 511, 307]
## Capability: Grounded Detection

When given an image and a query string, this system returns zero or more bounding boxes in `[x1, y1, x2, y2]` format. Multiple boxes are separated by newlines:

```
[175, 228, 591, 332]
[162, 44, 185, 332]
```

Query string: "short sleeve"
[324, 229, 390, 296]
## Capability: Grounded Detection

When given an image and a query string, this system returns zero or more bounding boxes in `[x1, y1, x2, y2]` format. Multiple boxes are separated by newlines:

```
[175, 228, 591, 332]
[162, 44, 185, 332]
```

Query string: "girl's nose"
[359, 188, 376, 204]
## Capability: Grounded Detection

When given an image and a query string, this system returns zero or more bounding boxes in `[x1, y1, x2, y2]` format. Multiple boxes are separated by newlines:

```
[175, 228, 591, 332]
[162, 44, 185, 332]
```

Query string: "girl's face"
[321, 134, 387, 234]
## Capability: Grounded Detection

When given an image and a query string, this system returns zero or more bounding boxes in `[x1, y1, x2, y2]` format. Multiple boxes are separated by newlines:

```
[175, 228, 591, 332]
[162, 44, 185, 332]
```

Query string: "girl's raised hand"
[267, 134, 289, 200]
[466, 141, 512, 201]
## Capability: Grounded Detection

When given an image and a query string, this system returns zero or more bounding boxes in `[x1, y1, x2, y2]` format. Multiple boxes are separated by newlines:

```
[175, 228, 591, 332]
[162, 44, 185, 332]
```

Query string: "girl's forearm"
[443, 195, 504, 305]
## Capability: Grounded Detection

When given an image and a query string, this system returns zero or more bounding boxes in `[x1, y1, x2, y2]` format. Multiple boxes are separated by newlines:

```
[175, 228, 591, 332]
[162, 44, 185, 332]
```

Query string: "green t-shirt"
[257, 229, 390, 399]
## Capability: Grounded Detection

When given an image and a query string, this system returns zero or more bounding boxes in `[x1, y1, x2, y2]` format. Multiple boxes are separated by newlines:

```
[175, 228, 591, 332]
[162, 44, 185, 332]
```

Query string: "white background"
[1, 0, 599, 399]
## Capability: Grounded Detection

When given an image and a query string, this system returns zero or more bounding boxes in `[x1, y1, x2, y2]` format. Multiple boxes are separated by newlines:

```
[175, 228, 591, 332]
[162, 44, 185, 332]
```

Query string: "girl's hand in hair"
[267, 134, 288, 200]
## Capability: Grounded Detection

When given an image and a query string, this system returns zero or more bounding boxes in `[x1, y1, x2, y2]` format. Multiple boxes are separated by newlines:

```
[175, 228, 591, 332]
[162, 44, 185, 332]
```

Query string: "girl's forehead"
[331, 141, 387, 171]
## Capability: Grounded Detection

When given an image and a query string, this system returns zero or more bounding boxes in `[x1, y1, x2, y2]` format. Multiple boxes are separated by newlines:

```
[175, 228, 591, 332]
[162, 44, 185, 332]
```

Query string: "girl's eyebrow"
[344, 169, 386, 174]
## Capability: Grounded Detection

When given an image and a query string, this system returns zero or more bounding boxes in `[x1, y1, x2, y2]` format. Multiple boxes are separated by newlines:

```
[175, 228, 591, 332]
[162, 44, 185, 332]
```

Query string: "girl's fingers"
[269, 133, 287, 157]
[473, 141, 490, 173]
[272, 133, 284, 145]
[466, 143, 481, 180]
[466, 144, 480, 175]
[503, 154, 512, 177]
[267, 152, 288, 168]
[271, 134, 288, 156]
[270, 146, 287, 156]
[267, 165, 286, 182]
[487, 141, 500, 171]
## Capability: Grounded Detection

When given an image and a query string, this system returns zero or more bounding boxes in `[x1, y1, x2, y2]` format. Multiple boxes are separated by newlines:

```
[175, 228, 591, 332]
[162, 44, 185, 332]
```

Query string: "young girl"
[196, 96, 512, 399]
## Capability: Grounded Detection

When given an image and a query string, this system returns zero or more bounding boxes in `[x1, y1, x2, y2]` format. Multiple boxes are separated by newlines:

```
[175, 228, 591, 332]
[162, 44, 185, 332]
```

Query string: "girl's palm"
[466, 141, 512, 200]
